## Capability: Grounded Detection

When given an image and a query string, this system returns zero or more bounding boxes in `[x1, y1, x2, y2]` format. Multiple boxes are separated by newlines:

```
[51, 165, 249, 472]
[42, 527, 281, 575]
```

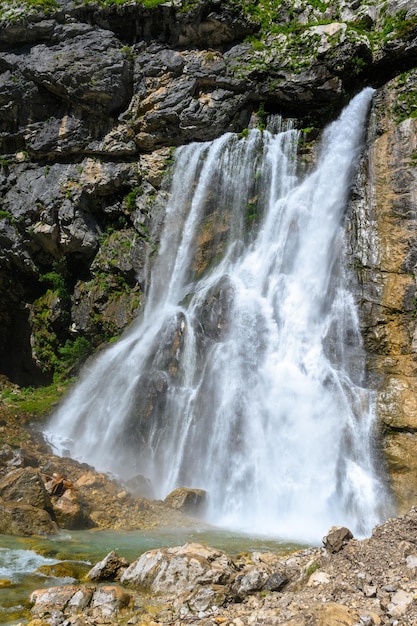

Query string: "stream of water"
[45, 88, 392, 543]
[0, 528, 304, 625]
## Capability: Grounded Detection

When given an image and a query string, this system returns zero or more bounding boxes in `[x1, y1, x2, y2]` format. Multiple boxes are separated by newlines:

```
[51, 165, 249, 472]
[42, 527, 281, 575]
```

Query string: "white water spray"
[46, 89, 391, 542]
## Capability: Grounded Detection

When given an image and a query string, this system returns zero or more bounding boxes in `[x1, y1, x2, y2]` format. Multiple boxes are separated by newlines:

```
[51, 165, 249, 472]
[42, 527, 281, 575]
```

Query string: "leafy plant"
[39, 270, 69, 304]
[125, 186, 143, 210]
[58, 337, 93, 372]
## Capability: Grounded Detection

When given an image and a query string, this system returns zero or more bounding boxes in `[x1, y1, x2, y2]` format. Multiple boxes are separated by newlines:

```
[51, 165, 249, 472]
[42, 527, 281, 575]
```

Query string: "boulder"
[230, 565, 270, 599]
[120, 542, 236, 594]
[30, 584, 131, 618]
[51, 488, 93, 530]
[177, 584, 229, 617]
[0, 501, 57, 536]
[123, 473, 154, 499]
[30, 584, 88, 615]
[262, 571, 289, 592]
[323, 526, 353, 553]
[90, 585, 132, 616]
[0, 467, 52, 511]
[164, 487, 207, 515]
[86, 551, 130, 582]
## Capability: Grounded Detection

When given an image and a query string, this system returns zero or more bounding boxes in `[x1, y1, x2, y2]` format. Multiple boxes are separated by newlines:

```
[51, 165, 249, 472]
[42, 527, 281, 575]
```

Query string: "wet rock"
[323, 526, 353, 553]
[123, 474, 154, 499]
[36, 560, 91, 581]
[30, 584, 88, 614]
[0, 501, 57, 536]
[86, 550, 130, 582]
[164, 487, 207, 515]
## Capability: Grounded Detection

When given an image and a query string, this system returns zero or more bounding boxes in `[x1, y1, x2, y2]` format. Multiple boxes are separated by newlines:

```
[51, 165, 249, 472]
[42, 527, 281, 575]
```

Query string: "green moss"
[392, 71, 417, 124]
[257, 102, 267, 131]
[0, 210, 14, 221]
[0, 0, 58, 20]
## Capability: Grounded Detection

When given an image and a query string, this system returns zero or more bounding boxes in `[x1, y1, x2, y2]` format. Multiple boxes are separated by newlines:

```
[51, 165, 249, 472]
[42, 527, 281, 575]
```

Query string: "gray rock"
[323, 526, 354, 553]
[164, 487, 207, 515]
[0, 467, 52, 511]
[120, 543, 235, 594]
[231, 566, 270, 599]
[30, 584, 131, 618]
[262, 571, 289, 592]
[86, 551, 130, 582]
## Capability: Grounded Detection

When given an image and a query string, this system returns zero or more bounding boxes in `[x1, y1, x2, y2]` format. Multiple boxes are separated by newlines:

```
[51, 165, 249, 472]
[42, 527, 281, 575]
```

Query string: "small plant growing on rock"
[125, 186, 143, 210]
[305, 561, 321, 577]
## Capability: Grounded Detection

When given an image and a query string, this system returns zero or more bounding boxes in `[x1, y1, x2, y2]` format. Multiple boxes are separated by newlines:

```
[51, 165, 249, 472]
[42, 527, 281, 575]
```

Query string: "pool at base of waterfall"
[0, 527, 308, 625]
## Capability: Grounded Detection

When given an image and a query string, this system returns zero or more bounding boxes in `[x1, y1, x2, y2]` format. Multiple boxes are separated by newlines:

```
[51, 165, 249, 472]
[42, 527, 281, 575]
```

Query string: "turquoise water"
[0, 527, 306, 625]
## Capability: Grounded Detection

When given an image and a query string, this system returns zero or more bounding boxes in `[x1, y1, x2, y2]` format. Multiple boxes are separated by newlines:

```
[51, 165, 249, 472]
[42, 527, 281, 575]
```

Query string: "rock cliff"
[1, 0, 417, 508]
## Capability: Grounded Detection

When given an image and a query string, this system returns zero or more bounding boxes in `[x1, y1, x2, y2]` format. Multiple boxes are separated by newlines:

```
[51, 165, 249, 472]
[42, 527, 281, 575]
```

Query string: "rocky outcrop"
[0, 415, 205, 535]
[0, 0, 417, 387]
[348, 71, 417, 511]
[26, 507, 417, 625]
[30, 584, 132, 621]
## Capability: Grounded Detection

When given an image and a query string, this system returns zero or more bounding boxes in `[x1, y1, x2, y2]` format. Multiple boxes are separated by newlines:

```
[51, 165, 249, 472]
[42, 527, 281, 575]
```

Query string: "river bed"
[0, 527, 306, 625]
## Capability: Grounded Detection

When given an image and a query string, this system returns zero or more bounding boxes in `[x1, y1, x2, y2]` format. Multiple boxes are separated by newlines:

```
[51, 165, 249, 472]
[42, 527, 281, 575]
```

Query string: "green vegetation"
[257, 103, 267, 131]
[58, 337, 94, 373]
[0, 380, 71, 417]
[30, 286, 94, 378]
[0, 0, 58, 19]
[350, 56, 367, 76]
[0, 210, 14, 221]
[29, 260, 96, 379]
[39, 270, 70, 304]
[380, 9, 417, 42]
[392, 71, 417, 124]
[125, 185, 143, 211]
[305, 561, 321, 577]
[80, 0, 166, 7]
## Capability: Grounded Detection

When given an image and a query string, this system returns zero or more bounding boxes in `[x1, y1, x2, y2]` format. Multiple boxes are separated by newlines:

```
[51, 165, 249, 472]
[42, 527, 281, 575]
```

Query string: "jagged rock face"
[0, 0, 416, 385]
[348, 74, 417, 512]
[1, 0, 417, 505]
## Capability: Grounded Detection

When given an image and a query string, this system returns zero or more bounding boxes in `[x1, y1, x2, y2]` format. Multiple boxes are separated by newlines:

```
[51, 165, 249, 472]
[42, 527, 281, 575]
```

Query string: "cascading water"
[46, 88, 392, 543]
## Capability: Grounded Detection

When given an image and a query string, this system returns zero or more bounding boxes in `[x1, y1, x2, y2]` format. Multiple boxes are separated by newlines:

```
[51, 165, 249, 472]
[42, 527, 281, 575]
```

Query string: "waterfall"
[46, 88, 392, 543]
